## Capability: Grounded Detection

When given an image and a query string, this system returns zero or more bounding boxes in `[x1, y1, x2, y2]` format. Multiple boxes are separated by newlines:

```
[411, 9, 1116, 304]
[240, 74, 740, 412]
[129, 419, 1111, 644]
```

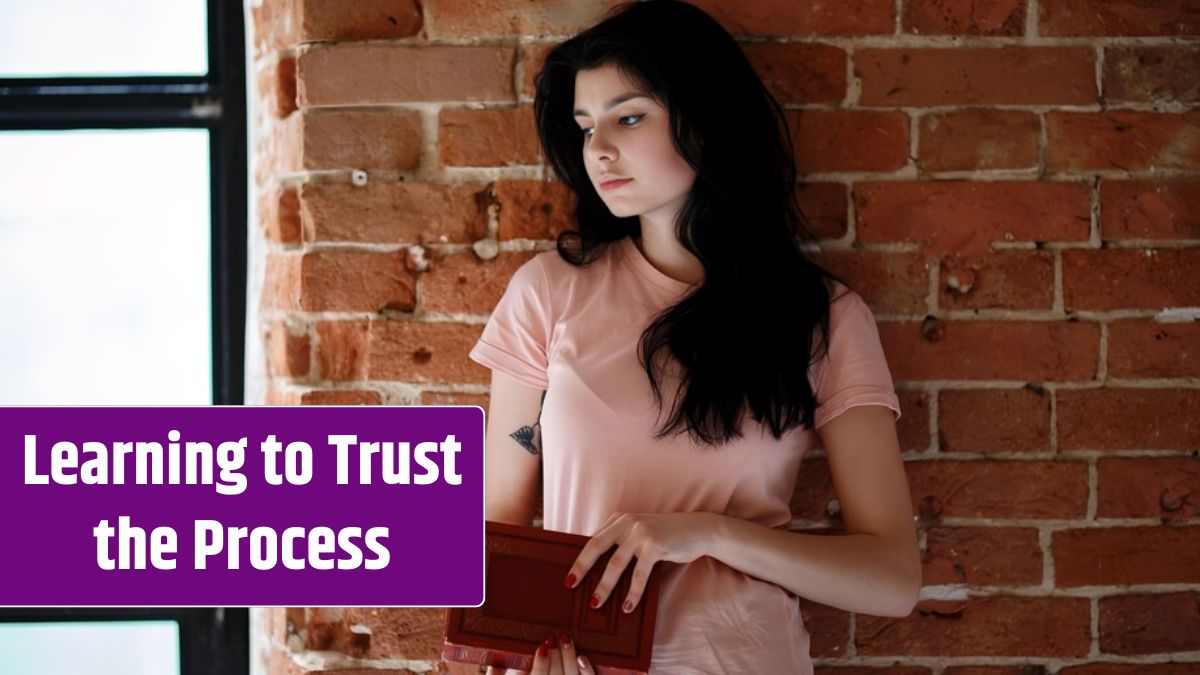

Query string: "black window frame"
[0, 0, 248, 405]
[0, 2, 249, 673]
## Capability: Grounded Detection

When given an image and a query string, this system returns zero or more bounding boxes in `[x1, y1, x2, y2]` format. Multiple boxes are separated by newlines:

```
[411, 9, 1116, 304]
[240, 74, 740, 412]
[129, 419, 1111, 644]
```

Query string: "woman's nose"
[585, 129, 618, 163]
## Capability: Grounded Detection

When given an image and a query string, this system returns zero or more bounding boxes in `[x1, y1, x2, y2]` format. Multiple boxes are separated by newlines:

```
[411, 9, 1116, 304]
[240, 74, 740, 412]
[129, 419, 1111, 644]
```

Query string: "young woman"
[467, 1, 921, 673]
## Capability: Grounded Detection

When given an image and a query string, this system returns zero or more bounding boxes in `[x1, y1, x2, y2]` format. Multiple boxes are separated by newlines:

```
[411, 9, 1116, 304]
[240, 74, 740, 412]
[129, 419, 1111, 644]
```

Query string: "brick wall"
[246, 0, 1200, 672]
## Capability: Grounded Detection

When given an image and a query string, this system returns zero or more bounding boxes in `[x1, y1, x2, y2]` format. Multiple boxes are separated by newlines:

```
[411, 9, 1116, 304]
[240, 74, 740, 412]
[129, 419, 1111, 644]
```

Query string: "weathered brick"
[924, 526, 1043, 586]
[301, 389, 382, 405]
[903, 0, 1025, 35]
[520, 41, 560, 100]
[1054, 526, 1200, 586]
[425, 0, 611, 37]
[1040, 0, 1200, 36]
[856, 47, 1096, 106]
[300, 250, 416, 312]
[315, 320, 370, 381]
[259, 187, 303, 244]
[1058, 388, 1200, 450]
[1097, 456, 1200, 520]
[301, 0, 422, 41]
[801, 599, 852, 658]
[419, 250, 537, 315]
[796, 182, 849, 240]
[917, 109, 1040, 172]
[265, 320, 311, 378]
[297, 45, 515, 105]
[367, 320, 486, 383]
[420, 391, 488, 407]
[879, 320, 1099, 381]
[939, 250, 1055, 310]
[300, 181, 489, 244]
[856, 181, 1091, 258]
[906, 459, 1088, 519]
[1099, 593, 1200, 654]
[262, 253, 302, 311]
[1107, 318, 1200, 378]
[439, 107, 540, 167]
[1046, 111, 1200, 172]
[303, 110, 423, 171]
[788, 110, 909, 173]
[807, 250, 930, 315]
[1062, 249, 1200, 310]
[742, 42, 847, 104]
[939, 387, 1051, 453]
[687, 0, 895, 36]
[857, 595, 1089, 656]
[897, 390, 931, 452]
[256, 55, 298, 119]
[1099, 180, 1200, 240]
[495, 180, 576, 241]
[1104, 45, 1200, 103]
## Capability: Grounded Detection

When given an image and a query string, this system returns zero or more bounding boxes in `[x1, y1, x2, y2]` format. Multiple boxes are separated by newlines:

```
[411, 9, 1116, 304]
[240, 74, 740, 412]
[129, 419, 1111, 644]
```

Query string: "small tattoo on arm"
[509, 391, 547, 456]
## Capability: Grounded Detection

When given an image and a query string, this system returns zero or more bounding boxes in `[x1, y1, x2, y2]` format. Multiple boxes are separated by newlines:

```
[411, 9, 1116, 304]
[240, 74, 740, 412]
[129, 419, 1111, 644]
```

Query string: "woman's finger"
[547, 638, 564, 675]
[530, 635, 552, 675]
[575, 654, 593, 674]
[557, 634, 577, 675]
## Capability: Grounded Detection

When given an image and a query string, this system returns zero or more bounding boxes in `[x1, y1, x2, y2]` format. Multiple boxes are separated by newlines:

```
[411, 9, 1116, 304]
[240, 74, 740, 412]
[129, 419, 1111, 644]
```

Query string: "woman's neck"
[634, 220, 705, 285]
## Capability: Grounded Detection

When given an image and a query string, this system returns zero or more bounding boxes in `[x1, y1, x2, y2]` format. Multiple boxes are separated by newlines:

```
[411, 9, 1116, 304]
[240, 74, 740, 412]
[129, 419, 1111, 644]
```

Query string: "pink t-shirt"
[468, 235, 901, 674]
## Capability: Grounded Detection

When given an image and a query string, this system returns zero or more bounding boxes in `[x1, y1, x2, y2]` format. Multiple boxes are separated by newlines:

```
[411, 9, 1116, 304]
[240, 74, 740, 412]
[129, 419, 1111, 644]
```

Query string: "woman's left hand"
[562, 511, 717, 615]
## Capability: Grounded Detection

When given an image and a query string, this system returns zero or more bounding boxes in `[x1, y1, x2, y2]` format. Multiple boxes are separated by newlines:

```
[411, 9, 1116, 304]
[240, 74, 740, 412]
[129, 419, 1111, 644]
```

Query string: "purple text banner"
[0, 406, 484, 606]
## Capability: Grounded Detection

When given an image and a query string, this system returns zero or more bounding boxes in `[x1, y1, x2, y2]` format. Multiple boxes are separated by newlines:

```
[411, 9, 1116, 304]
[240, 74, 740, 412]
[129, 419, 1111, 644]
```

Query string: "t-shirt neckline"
[617, 235, 701, 296]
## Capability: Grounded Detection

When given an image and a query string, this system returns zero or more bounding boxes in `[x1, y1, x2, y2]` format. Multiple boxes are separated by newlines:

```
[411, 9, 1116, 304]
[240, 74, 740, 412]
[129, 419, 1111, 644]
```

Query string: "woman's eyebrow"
[572, 93, 649, 117]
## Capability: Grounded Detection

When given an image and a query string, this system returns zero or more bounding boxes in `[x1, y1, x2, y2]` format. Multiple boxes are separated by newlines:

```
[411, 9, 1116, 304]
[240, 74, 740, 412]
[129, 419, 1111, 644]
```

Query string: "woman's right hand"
[486, 633, 593, 675]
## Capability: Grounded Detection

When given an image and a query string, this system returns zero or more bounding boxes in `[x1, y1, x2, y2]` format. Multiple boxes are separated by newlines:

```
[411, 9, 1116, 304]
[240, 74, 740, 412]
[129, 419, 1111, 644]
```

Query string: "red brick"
[307, 607, 444, 660]
[742, 42, 847, 104]
[420, 391, 488, 407]
[1097, 457, 1200, 520]
[939, 250, 1055, 310]
[256, 55, 297, 119]
[300, 181, 489, 244]
[259, 187, 302, 244]
[262, 253, 302, 311]
[315, 321, 369, 381]
[1099, 180, 1200, 240]
[302, 110, 423, 171]
[301, 0, 422, 41]
[797, 182, 849, 240]
[425, 0, 611, 37]
[520, 41, 559, 100]
[902, 0, 1025, 35]
[856, 47, 1096, 106]
[297, 45, 515, 105]
[419, 250, 536, 315]
[799, 601, 852, 658]
[788, 110, 909, 173]
[1108, 318, 1200, 378]
[439, 107, 540, 167]
[265, 321, 311, 378]
[263, 386, 303, 406]
[897, 390, 931, 452]
[924, 527, 1043, 586]
[879, 320, 1099, 381]
[300, 250, 415, 312]
[807, 251, 930, 315]
[906, 459, 1087, 519]
[855, 181, 1091, 258]
[495, 180, 576, 241]
[1060, 664, 1200, 675]
[1047, 111, 1200, 172]
[688, 0, 895, 36]
[944, 669, 1053, 675]
[1062, 249, 1200, 310]
[252, 0, 300, 57]
[857, 595, 1089, 656]
[1099, 592, 1200, 654]
[815, 667, 929, 675]
[1105, 46, 1200, 103]
[367, 321, 486, 383]
[917, 109, 1040, 172]
[939, 387, 1051, 453]
[301, 390, 382, 405]
[1040, 0, 1200, 36]
[1058, 388, 1200, 450]
[1054, 526, 1200, 586]
[255, 114, 302, 184]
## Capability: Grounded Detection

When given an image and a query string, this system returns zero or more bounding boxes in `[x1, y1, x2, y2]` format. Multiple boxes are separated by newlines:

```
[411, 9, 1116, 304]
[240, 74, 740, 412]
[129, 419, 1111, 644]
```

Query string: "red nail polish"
[590, 594, 600, 608]
[564, 573, 576, 588]
[538, 640, 549, 657]
[560, 634, 571, 647]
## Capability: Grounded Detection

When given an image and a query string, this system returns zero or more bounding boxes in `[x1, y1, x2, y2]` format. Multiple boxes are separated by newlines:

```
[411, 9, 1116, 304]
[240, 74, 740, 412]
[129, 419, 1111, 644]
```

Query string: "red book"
[443, 520, 662, 674]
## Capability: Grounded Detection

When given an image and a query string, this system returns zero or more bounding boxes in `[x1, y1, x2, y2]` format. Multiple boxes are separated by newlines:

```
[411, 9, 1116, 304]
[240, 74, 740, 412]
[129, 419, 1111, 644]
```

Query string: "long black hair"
[533, 0, 850, 447]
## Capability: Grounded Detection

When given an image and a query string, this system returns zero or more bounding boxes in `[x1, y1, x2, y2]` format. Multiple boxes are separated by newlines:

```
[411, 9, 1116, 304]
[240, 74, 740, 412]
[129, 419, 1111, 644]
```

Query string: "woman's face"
[572, 64, 696, 224]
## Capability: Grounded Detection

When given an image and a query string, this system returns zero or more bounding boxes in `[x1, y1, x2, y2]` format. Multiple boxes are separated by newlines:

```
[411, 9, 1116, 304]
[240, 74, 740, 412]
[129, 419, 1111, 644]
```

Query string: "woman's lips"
[599, 178, 633, 191]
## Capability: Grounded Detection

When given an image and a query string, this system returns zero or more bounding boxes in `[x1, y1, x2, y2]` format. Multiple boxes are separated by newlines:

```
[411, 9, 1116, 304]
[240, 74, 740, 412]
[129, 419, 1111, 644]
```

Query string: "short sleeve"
[812, 291, 902, 430]
[468, 255, 553, 389]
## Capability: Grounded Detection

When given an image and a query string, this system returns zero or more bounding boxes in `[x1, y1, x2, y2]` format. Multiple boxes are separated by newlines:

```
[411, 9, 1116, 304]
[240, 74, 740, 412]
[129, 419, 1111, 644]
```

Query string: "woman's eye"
[580, 115, 643, 138]
[618, 114, 643, 126]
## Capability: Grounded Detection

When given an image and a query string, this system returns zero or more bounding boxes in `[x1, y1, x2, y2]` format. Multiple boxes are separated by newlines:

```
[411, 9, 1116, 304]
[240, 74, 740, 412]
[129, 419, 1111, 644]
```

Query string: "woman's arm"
[483, 369, 546, 527]
[705, 403, 922, 617]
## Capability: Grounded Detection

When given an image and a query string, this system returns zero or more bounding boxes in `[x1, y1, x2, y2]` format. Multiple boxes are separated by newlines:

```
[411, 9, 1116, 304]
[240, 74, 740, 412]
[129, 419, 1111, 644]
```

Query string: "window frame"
[0, 0, 248, 405]
[0, 3, 250, 672]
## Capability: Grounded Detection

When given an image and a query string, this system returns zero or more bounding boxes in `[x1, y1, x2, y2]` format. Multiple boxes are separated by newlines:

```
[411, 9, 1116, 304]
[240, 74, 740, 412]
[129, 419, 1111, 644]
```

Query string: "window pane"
[0, 0, 207, 78]
[0, 621, 180, 675]
[0, 129, 212, 405]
